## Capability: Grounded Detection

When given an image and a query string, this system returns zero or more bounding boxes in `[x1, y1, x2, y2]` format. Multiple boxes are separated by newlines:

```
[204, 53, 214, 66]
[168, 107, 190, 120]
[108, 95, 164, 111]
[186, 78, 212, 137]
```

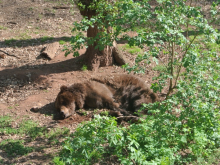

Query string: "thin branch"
[0, 50, 20, 59]
[172, 33, 198, 90]
[165, 41, 175, 99]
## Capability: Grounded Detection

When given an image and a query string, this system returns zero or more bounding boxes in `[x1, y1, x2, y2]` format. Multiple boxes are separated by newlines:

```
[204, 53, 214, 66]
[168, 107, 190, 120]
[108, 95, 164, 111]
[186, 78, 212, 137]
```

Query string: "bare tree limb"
[0, 50, 20, 59]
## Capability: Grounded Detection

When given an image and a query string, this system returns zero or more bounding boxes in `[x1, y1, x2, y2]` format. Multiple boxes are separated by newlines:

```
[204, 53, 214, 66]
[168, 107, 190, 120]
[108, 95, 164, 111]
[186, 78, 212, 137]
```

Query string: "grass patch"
[40, 36, 54, 42]
[18, 32, 32, 40]
[19, 119, 47, 139]
[120, 44, 142, 55]
[44, 0, 71, 5]
[0, 115, 17, 134]
[59, 37, 71, 45]
[153, 64, 167, 72]
[59, 40, 66, 45]
[0, 25, 7, 30]
[46, 127, 70, 145]
[81, 65, 88, 71]
[0, 115, 70, 163]
[0, 115, 70, 141]
[0, 139, 34, 157]
[4, 38, 16, 45]
[29, 7, 34, 11]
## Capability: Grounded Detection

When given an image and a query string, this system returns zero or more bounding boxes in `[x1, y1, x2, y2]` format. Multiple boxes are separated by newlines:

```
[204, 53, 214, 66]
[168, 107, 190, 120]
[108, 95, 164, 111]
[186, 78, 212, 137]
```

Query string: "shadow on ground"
[0, 36, 72, 48]
[0, 54, 86, 89]
[30, 102, 62, 120]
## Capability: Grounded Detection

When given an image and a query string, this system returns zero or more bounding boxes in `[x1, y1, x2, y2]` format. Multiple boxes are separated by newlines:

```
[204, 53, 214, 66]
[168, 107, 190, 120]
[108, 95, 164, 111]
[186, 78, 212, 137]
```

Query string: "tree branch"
[0, 50, 20, 59]
[172, 33, 198, 91]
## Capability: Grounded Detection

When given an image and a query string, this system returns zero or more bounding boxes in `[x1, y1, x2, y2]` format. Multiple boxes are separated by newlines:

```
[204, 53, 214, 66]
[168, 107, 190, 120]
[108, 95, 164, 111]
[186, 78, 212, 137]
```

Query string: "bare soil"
[0, 0, 216, 164]
[0, 0, 164, 164]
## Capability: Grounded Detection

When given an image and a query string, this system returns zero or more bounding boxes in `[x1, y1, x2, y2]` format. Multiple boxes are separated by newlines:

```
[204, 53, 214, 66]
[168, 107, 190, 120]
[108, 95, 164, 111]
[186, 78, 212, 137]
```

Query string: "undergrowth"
[0, 115, 70, 161]
[54, 0, 220, 164]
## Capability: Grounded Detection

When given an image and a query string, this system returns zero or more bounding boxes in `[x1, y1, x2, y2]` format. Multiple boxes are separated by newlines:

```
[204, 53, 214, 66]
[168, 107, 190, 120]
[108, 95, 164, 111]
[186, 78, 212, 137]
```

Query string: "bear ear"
[60, 85, 68, 92]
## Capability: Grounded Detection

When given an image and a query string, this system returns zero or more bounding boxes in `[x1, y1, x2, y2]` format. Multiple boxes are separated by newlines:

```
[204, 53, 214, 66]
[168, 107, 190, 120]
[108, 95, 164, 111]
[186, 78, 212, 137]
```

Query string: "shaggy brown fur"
[91, 74, 158, 114]
[55, 74, 158, 119]
[55, 81, 120, 119]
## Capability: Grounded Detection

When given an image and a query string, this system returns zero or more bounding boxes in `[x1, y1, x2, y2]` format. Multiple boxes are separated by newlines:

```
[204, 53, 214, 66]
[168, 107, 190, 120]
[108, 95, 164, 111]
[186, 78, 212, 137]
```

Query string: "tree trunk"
[80, 9, 129, 71]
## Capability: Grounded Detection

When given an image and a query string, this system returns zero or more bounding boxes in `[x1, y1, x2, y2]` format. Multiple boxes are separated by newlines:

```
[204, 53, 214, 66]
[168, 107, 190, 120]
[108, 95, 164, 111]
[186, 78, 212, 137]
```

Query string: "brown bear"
[55, 80, 123, 119]
[55, 74, 158, 119]
[91, 74, 158, 114]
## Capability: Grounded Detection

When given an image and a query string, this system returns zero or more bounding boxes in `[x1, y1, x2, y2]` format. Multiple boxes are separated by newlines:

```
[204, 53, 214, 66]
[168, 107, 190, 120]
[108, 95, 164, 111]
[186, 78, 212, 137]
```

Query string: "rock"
[0, 54, 6, 59]
[41, 42, 59, 60]
[30, 103, 42, 112]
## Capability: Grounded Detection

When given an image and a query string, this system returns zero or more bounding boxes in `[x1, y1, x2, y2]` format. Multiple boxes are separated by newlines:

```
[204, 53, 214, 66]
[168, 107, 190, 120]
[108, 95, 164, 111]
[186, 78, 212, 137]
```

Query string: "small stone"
[31, 103, 42, 112]
[0, 54, 6, 59]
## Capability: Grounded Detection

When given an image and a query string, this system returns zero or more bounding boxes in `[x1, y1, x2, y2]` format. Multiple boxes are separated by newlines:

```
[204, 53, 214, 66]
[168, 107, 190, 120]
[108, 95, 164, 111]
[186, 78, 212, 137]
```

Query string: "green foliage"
[56, 116, 122, 164]
[67, 0, 152, 56]
[0, 115, 70, 163]
[81, 64, 88, 71]
[18, 32, 32, 40]
[40, 36, 54, 42]
[56, 67, 220, 163]
[0, 25, 7, 30]
[59, 40, 66, 45]
[59, 37, 71, 45]
[122, 0, 218, 97]
[153, 64, 167, 72]
[0, 115, 70, 141]
[191, 149, 220, 165]
[57, 0, 220, 164]
[4, 38, 16, 45]
[0, 139, 34, 157]
[121, 44, 142, 55]
[100, 110, 109, 116]
[57, 106, 218, 164]
[53, 156, 65, 165]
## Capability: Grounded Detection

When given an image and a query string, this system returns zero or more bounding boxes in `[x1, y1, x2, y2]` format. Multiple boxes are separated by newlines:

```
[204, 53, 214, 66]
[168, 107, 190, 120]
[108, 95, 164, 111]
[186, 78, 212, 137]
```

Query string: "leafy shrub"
[56, 75, 220, 163]
[55, 47, 220, 164]
[55, 0, 220, 164]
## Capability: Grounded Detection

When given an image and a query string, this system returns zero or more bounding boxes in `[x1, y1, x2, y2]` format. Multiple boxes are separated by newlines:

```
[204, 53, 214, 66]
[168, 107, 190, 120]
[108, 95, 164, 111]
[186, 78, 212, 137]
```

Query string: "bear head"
[55, 85, 76, 119]
[55, 84, 86, 119]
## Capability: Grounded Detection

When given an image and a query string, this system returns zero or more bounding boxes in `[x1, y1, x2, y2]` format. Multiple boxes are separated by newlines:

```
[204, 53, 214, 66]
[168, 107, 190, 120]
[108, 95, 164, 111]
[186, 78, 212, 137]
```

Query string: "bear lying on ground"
[55, 74, 158, 119]
[55, 81, 122, 119]
[91, 74, 158, 114]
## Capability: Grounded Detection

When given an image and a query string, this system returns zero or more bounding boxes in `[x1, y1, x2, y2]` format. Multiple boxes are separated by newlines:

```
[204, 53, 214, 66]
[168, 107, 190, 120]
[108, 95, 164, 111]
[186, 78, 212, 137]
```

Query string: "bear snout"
[60, 106, 71, 119]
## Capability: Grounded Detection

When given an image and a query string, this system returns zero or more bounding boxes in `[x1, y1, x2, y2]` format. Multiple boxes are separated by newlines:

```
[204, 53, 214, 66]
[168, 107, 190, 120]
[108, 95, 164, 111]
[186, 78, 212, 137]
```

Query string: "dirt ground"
[0, 0, 164, 164]
[0, 0, 218, 164]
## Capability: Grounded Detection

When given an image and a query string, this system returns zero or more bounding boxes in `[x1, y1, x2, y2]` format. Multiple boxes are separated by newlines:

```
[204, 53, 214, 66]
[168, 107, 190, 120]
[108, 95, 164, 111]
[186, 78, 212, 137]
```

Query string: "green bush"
[54, 0, 220, 164]
[55, 76, 220, 163]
